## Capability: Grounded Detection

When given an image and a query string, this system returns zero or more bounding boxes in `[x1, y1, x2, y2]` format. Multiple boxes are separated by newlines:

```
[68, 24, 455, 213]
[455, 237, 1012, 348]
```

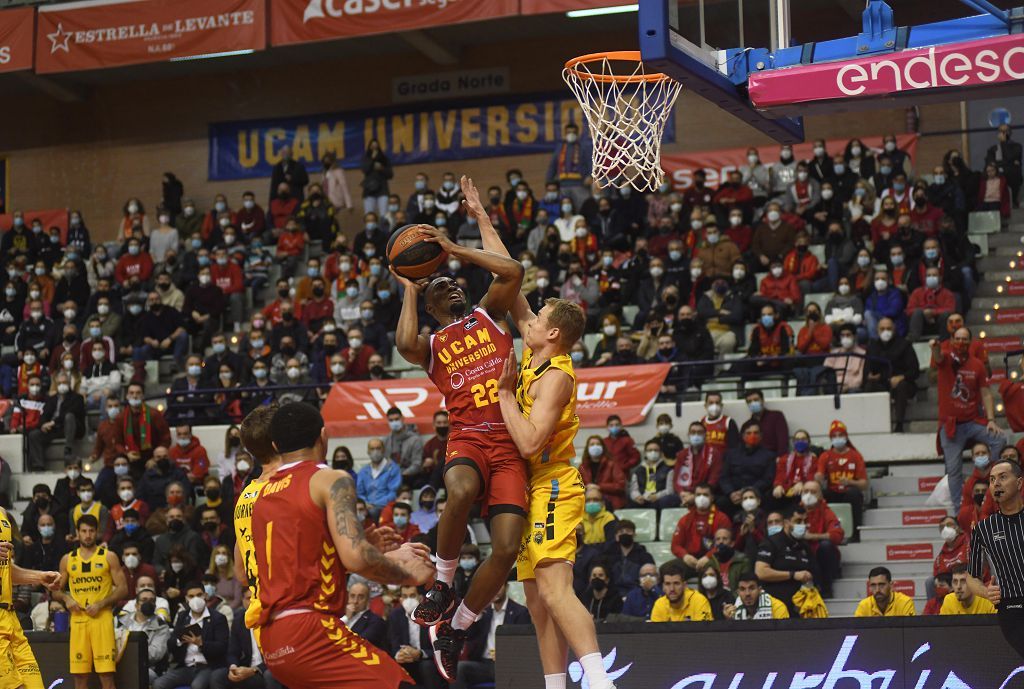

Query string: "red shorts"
[444, 427, 528, 517]
[261, 611, 411, 689]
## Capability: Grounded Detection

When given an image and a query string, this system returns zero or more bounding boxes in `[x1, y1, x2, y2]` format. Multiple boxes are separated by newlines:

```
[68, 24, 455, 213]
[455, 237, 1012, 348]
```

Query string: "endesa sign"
[497, 618, 1024, 689]
[750, 32, 1024, 113]
[0, 8, 34, 73]
[321, 364, 670, 436]
[35, 0, 265, 74]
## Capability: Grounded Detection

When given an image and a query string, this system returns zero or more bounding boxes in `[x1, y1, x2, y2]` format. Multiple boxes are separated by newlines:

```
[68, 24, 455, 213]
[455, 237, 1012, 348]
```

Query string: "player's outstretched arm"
[391, 269, 431, 370]
[461, 175, 533, 331]
[496, 354, 572, 458]
[316, 469, 434, 586]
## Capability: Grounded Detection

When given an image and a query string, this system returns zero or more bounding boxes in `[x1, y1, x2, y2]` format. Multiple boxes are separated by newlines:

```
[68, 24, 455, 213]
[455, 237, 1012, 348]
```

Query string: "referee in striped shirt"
[968, 458, 1024, 657]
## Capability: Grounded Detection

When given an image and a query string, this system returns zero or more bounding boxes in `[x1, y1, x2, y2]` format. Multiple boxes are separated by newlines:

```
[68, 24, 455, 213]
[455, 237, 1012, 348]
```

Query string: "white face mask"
[701, 575, 718, 590]
[791, 523, 808, 539]
[840, 336, 855, 349]
[28, 385, 41, 396]
[741, 497, 758, 512]
[78, 491, 93, 503]
[838, 284, 851, 296]
[644, 450, 660, 464]
[401, 597, 419, 617]
[286, 367, 301, 380]
[123, 555, 139, 569]
[215, 554, 229, 567]
[657, 424, 671, 435]
[63, 359, 74, 370]
[770, 267, 783, 278]
[57, 383, 70, 394]
[602, 325, 616, 337]
[874, 279, 888, 292]
[170, 561, 184, 573]
[767, 210, 781, 223]
[940, 526, 958, 542]
[119, 489, 134, 503]
[587, 444, 603, 458]
[694, 495, 712, 511]
[879, 329, 894, 342]
[821, 189, 834, 200]
[188, 596, 206, 614]
[236, 460, 251, 474]
[536, 278, 549, 289]
[706, 403, 722, 418]
[730, 215, 743, 227]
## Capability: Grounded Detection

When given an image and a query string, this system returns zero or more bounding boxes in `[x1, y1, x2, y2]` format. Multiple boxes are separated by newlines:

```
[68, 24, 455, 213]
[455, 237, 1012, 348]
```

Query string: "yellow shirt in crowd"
[650, 590, 713, 622]
[854, 591, 916, 617]
[939, 593, 996, 616]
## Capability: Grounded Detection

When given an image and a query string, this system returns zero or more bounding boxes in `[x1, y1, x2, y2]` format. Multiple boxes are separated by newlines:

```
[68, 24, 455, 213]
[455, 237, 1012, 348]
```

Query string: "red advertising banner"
[917, 476, 940, 493]
[321, 363, 670, 437]
[271, 0, 518, 47]
[901, 508, 949, 526]
[0, 8, 35, 74]
[981, 335, 1023, 353]
[886, 543, 934, 561]
[993, 308, 1024, 324]
[661, 134, 919, 191]
[868, 580, 916, 597]
[749, 33, 1024, 113]
[520, 0, 630, 13]
[1002, 282, 1024, 296]
[35, 0, 266, 75]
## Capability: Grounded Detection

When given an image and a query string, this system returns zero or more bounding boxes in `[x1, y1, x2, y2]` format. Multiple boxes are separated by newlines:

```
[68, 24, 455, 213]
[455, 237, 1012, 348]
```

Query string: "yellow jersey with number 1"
[235, 477, 268, 629]
[516, 348, 579, 467]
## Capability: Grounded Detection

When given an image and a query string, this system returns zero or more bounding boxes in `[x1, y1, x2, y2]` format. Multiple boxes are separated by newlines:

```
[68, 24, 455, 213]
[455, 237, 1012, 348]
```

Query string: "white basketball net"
[563, 53, 683, 193]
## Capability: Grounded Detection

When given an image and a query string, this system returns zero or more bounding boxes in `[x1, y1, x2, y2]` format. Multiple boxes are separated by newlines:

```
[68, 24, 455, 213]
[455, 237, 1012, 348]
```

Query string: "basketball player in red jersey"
[252, 403, 434, 689]
[392, 195, 527, 679]
[701, 391, 740, 460]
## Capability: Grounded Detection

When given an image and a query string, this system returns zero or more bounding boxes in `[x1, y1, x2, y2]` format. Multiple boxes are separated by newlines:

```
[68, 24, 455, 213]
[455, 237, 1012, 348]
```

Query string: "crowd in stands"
[1, 122, 1023, 686]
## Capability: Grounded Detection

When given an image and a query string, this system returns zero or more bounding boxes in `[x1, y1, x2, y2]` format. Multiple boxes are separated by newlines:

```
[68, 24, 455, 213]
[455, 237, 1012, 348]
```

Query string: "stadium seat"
[658, 506, 688, 541]
[622, 304, 639, 325]
[506, 580, 526, 606]
[831, 502, 854, 542]
[645, 541, 676, 567]
[615, 508, 657, 542]
[471, 519, 491, 545]
[968, 210, 1001, 233]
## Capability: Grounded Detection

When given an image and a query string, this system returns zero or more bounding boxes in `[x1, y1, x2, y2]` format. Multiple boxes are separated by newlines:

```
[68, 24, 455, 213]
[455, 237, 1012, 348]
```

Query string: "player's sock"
[581, 652, 614, 689]
[450, 601, 480, 631]
[436, 557, 458, 586]
[544, 673, 567, 689]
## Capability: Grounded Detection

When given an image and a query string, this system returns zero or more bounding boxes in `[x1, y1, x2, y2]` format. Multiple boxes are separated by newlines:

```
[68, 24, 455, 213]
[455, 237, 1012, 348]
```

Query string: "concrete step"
[974, 296, 1024, 309]
[843, 561, 936, 578]
[832, 575, 931, 599]
[858, 524, 938, 541]
[862, 506, 951, 527]
[977, 255, 1022, 272]
[877, 493, 941, 508]
[885, 463, 946, 477]
[873, 475, 942, 495]
[841, 538, 943, 564]
[979, 230, 1024, 247]
[826, 596, 927, 618]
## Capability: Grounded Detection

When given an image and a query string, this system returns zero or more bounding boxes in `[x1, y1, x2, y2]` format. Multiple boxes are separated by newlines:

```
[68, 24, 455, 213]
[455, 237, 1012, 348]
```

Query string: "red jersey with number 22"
[428, 307, 512, 428]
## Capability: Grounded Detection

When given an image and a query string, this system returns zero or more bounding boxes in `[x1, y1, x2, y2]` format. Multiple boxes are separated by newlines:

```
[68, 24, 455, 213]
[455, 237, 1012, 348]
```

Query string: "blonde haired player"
[0, 508, 60, 689]
[463, 176, 617, 689]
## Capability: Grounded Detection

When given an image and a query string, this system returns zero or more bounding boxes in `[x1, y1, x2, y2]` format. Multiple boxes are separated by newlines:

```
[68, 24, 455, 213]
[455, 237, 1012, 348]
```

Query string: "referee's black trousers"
[999, 600, 1024, 659]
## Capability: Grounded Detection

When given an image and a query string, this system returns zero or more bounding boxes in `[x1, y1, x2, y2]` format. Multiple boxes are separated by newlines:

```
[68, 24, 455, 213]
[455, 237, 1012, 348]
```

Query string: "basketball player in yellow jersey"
[0, 507, 60, 689]
[460, 175, 616, 689]
[55, 514, 128, 689]
[233, 404, 281, 632]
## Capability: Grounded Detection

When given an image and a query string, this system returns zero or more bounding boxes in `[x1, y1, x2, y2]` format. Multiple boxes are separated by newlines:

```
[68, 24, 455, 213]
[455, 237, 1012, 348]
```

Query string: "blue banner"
[208, 92, 675, 181]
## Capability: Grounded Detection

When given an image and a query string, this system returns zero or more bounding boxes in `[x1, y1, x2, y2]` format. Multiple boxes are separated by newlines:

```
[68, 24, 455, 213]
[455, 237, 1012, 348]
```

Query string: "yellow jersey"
[234, 477, 268, 629]
[854, 591, 916, 617]
[67, 546, 113, 608]
[650, 590, 713, 622]
[939, 592, 996, 615]
[516, 348, 579, 467]
[0, 509, 12, 607]
[71, 501, 101, 531]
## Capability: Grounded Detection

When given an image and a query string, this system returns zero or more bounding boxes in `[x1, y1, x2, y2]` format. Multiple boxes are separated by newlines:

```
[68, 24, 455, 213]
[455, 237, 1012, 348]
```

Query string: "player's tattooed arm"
[327, 473, 432, 585]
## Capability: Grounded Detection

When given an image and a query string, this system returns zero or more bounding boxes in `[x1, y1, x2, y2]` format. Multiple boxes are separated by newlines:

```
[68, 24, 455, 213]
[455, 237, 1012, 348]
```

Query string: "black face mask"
[807, 312, 820, 322]
[370, 365, 384, 377]
[332, 459, 353, 472]
[205, 488, 220, 501]
[228, 436, 240, 448]
[716, 544, 735, 562]
[436, 426, 450, 438]
[140, 601, 156, 617]
[973, 492, 985, 506]
[324, 345, 338, 356]
[313, 287, 325, 298]
[282, 312, 295, 322]
[202, 521, 218, 532]
[278, 289, 289, 299]
[168, 519, 184, 533]
[34, 497, 50, 509]
[157, 458, 171, 473]
[618, 534, 635, 548]
[421, 500, 435, 511]
[281, 345, 296, 356]
[590, 578, 607, 592]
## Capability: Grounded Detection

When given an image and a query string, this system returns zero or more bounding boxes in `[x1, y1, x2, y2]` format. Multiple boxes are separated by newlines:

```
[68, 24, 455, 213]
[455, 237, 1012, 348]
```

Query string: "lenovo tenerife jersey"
[428, 307, 513, 429]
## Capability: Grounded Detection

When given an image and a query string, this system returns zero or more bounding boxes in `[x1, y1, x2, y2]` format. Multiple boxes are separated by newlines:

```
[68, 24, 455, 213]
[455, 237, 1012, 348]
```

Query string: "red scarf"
[123, 405, 154, 453]
[17, 363, 41, 395]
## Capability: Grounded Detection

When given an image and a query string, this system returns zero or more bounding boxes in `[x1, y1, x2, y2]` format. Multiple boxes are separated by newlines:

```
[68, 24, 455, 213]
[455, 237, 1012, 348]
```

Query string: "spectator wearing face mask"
[957, 443, 1000, 527]
[106, 475, 150, 540]
[629, 441, 679, 509]
[602, 414, 641, 472]
[672, 422, 722, 507]
[356, 439, 402, 520]
[813, 420, 868, 533]
[155, 506, 209, 577]
[735, 305, 794, 383]
[719, 424, 776, 515]
[579, 435, 628, 511]
[118, 587, 171, 684]
[169, 424, 210, 486]
[864, 270, 906, 338]
[581, 483, 618, 546]
[381, 407, 424, 486]
[20, 512, 66, 574]
[795, 482, 843, 596]
[923, 573, 953, 616]
[670, 483, 731, 572]
[138, 447, 188, 511]
[824, 277, 864, 338]
[754, 509, 814, 615]
[772, 430, 817, 507]
[732, 487, 768, 558]
[622, 562, 662, 620]
[68, 477, 109, 539]
[420, 411, 449, 489]
[864, 317, 920, 433]
[601, 520, 655, 598]
[793, 303, 834, 396]
[697, 278, 744, 356]
[409, 486, 439, 534]
[110, 511, 155, 568]
[751, 202, 797, 269]
[14, 300, 55, 362]
[905, 266, 955, 341]
[822, 324, 866, 393]
[934, 516, 969, 581]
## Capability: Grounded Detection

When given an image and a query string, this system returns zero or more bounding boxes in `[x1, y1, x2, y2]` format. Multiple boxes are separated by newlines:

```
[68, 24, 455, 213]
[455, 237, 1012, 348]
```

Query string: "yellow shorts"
[516, 463, 585, 581]
[70, 609, 116, 674]
[0, 609, 43, 689]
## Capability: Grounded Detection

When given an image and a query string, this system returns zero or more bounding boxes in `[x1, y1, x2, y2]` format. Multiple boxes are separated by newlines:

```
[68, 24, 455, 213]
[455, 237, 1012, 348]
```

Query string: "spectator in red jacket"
[909, 186, 945, 237]
[725, 209, 752, 253]
[669, 483, 731, 573]
[772, 429, 817, 507]
[712, 170, 754, 219]
[169, 424, 210, 485]
[672, 421, 722, 507]
[211, 247, 244, 326]
[114, 238, 154, 290]
[798, 481, 844, 597]
[603, 414, 641, 472]
[751, 259, 802, 319]
[922, 572, 953, 616]
[977, 162, 1011, 218]
[796, 302, 833, 356]
[235, 191, 266, 241]
[382, 501, 420, 544]
[782, 233, 821, 295]
[275, 217, 306, 278]
[269, 182, 300, 230]
[814, 420, 868, 532]
[741, 390, 790, 457]
[579, 434, 628, 511]
[300, 277, 334, 333]
[957, 477, 991, 533]
[933, 515, 968, 577]
[340, 326, 377, 380]
[906, 266, 955, 341]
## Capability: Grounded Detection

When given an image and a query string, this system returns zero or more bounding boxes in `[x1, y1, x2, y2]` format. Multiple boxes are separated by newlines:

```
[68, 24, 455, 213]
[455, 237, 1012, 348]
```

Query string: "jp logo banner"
[208, 93, 632, 181]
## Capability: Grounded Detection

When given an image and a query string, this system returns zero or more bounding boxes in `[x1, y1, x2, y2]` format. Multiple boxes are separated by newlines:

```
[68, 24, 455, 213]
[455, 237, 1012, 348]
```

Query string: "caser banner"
[661, 134, 918, 192]
[271, 0, 518, 47]
[35, 0, 266, 75]
[496, 617, 1024, 689]
[0, 7, 35, 74]
[321, 363, 670, 436]
[749, 32, 1024, 114]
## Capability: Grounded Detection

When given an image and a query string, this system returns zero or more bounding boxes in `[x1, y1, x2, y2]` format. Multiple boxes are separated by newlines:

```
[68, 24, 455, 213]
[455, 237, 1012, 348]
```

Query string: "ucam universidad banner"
[0, 8, 35, 74]
[210, 91, 675, 182]
[35, 0, 265, 74]
[271, 0, 518, 47]
[320, 364, 671, 436]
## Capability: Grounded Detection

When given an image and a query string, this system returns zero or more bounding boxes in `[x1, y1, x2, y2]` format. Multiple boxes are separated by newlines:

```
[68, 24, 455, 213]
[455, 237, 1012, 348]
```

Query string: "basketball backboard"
[639, 0, 1024, 144]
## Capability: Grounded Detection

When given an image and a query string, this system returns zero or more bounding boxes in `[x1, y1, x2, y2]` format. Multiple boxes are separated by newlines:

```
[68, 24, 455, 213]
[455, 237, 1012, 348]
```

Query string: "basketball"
[387, 223, 448, 279]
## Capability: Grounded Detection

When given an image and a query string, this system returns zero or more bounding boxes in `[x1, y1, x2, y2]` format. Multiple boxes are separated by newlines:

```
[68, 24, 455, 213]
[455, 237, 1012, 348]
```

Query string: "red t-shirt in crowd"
[932, 353, 988, 427]
[816, 447, 866, 493]
[670, 507, 731, 559]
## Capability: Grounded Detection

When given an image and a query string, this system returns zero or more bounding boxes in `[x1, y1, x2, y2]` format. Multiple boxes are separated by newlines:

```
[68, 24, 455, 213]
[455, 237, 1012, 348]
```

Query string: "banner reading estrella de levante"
[208, 92, 621, 181]
[35, 0, 265, 75]
[271, 0, 518, 47]
[321, 364, 671, 437]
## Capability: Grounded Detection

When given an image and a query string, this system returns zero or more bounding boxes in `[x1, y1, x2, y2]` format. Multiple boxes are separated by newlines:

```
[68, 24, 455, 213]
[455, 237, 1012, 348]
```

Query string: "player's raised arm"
[391, 269, 431, 369]
[314, 468, 435, 586]
[461, 175, 533, 331]
[496, 354, 572, 458]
